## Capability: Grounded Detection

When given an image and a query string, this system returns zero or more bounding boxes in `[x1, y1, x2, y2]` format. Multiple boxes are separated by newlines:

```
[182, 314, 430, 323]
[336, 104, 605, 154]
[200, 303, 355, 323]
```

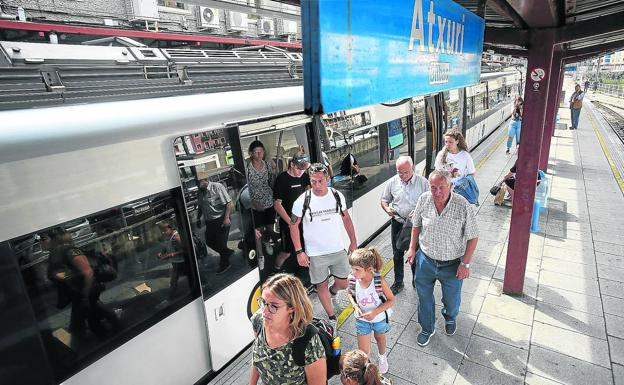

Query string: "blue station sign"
[302, 0, 485, 114]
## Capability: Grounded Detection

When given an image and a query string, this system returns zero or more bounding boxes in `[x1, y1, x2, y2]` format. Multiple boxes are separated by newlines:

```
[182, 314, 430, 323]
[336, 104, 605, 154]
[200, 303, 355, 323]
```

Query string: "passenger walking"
[434, 129, 476, 184]
[43, 228, 121, 337]
[406, 170, 479, 347]
[290, 163, 357, 325]
[247, 140, 276, 239]
[569, 84, 585, 130]
[249, 273, 326, 385]
[506, 106, 522, 154]
[158, 222, 187, 300]
[196, 179, 234, 274]
[346, 248, 395, 374]
[339, 349, 392, 385]
[380, 155, 429, 293]
[273, 150, 310, 272]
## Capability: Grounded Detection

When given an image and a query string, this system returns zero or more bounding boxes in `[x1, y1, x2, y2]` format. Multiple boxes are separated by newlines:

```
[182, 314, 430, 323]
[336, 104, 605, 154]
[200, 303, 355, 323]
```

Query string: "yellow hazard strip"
[475, 133, 507, 170]
[586, 110, 624, 193]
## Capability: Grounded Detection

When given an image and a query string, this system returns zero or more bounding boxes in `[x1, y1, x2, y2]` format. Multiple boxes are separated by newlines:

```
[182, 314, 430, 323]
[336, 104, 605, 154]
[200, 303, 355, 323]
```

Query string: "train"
[0, 41, 522, 385]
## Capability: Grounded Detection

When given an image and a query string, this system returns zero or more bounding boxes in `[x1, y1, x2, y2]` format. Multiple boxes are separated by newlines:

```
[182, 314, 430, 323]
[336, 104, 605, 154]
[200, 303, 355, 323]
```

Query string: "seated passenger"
[339, 147, 367, 186]
[496, 161, 542, 206]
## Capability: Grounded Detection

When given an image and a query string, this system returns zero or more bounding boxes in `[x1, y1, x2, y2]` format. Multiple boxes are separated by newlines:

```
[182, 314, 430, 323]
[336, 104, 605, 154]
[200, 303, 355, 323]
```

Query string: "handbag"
[573, 99, 582, 109]
[395, 218, 412, 251]
[490, 184, 502, 196]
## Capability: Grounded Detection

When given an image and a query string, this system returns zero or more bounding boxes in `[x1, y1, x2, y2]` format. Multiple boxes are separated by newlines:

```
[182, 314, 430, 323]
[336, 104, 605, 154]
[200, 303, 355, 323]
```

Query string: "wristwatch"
[295, 249, 304, 255]
[460, 262, 470, 268]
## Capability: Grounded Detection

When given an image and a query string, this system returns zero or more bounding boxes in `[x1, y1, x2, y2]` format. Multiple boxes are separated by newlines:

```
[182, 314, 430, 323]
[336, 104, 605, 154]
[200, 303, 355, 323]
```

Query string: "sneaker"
[444, 319, 457, 336]
[505, 149, 510, 154]
[416, 329, 435, 347]
[216, 263, 231, 275]
[377, 353, 389, 374]
[390, 282, 404, 295]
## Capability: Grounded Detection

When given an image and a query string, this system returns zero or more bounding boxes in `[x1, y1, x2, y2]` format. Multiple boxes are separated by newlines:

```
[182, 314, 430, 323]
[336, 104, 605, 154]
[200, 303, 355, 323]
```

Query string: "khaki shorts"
[309, 250, 350, 285]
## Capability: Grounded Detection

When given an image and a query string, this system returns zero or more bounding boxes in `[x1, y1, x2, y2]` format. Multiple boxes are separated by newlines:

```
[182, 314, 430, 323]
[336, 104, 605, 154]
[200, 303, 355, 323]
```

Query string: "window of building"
[9, 189, 197, 382]
[158, 0, 186, 9]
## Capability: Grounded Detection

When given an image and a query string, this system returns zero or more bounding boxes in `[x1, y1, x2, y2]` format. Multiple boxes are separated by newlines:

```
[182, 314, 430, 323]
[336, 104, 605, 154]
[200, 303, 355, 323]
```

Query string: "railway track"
[593, 101, 624, 144]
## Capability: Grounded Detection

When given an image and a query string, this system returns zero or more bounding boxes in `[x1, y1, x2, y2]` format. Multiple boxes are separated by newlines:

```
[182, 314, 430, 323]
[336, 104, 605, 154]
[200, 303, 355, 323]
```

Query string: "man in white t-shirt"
[290, 163, 357, 322]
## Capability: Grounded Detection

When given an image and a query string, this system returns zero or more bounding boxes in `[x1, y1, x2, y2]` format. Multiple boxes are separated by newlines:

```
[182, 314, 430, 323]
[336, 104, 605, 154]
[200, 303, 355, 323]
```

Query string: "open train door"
[424, 92, 447, 177]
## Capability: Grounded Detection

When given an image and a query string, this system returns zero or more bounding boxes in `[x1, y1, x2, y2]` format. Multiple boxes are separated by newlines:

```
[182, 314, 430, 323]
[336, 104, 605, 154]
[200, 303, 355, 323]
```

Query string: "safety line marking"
[586, 109, 624, 194]
[475, 133, 507, 170]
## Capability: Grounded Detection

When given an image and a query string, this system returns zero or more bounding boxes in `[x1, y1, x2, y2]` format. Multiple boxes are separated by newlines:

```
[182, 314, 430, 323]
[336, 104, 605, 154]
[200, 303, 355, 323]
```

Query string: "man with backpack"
[290, 163, 357, 326]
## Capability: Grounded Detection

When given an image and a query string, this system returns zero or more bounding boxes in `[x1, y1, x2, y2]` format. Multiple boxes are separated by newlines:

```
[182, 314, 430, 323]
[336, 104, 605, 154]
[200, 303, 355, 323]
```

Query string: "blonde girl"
[340, 349, 392, 385]
[347, 248, 395, 374]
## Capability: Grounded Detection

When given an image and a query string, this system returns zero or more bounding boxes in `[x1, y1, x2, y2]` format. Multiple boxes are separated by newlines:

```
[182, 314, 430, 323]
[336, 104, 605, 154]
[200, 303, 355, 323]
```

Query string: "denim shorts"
[355, 318, 391, 336]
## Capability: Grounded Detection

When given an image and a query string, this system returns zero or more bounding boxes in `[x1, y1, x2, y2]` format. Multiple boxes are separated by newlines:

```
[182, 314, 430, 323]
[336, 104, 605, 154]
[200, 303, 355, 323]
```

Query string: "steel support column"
[539, 49, 563, 171]
[503, 30, 556, 295]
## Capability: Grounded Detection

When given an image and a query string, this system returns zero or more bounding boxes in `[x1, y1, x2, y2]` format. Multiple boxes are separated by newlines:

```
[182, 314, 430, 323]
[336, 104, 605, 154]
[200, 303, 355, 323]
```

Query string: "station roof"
[275, 0, 624, 64]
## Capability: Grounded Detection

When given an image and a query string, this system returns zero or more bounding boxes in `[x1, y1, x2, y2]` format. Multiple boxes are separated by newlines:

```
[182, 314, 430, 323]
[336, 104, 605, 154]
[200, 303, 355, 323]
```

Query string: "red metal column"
[503, 30, 556, 295]
[539, 49, 564, 171]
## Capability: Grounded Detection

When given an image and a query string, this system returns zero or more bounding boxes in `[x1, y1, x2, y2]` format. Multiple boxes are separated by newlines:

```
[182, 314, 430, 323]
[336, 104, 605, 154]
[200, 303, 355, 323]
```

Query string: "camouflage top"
[251, 312, 325, 385]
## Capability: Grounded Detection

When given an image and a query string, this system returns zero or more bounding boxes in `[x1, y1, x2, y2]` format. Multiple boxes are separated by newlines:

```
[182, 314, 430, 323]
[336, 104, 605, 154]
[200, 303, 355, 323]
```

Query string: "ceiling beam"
[483, 44, 528, 57]
[563, 39, 624, 60]
[476, 0, 487, 18]
[484, 27, 529, 47]
[487, 0, 528, 28]
[556, 11, 624, 44]
[548, 0, 565, 26]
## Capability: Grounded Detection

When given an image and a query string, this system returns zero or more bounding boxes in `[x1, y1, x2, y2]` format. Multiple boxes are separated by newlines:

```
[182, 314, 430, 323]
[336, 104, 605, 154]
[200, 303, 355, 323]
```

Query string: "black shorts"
[504, 178, 515, 190]
[279, 220, 304, 253]
[252, 207, 275, 228]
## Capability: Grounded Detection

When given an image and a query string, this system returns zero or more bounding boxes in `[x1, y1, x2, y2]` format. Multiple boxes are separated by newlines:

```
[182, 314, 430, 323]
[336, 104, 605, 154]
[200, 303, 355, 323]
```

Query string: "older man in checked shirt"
[406, 170, 479, 347]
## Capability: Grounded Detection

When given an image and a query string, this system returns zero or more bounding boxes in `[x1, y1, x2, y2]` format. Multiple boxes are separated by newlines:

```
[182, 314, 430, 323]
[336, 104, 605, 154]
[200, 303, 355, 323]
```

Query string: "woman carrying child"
[347, 248, 395, 374]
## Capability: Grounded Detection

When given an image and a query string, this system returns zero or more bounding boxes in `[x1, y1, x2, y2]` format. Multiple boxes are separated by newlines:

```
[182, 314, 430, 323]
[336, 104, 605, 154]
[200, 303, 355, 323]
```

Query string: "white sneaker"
[378, 353, 389, 374]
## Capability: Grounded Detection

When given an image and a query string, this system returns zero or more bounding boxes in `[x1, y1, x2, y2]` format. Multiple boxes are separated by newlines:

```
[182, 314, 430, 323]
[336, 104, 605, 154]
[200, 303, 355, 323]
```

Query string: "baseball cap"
[293, 154, 310, 169]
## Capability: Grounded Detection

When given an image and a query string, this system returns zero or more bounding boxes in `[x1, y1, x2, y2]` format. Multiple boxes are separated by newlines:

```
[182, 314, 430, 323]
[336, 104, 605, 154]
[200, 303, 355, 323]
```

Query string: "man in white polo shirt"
[290, 163, 357, 323]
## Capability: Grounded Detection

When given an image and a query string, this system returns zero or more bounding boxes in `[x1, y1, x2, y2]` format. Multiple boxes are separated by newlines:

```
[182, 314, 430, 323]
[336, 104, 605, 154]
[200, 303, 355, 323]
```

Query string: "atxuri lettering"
[408, 0, 465, 55]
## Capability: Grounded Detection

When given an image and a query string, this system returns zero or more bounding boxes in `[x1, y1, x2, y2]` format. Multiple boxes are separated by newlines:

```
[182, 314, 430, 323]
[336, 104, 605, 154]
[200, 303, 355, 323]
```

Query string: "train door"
[424, 93, 446, 176]
[412, 97, 427, 172]
[174, 126, 258, 371]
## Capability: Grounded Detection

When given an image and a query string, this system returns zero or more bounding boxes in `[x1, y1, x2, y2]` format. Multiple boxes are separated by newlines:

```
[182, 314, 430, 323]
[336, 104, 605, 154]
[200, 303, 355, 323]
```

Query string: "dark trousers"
[205, 216, 231, 267]
[391, 218, 416, 286]
[168, 261, 185, 300]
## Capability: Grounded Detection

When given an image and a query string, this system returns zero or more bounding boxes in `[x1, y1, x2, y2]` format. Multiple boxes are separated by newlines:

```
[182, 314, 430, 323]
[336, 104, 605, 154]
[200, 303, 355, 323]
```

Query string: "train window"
[176, 128, 256, 299]
[8, 189, 196, 382]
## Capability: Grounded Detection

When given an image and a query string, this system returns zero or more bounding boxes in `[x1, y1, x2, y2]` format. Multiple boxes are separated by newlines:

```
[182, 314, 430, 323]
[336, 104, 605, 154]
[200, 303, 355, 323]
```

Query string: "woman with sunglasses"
[250, 273, 326, 385]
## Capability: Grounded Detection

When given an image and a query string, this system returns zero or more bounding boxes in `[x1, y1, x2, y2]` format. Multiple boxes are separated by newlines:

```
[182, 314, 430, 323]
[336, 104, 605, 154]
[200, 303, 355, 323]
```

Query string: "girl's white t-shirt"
[434, 150, 476, 183]
[354, 279, 387, 323]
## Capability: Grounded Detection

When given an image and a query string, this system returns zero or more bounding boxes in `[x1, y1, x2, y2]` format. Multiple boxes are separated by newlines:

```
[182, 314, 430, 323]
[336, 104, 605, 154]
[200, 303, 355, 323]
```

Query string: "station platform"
[208, 98, 624, 385]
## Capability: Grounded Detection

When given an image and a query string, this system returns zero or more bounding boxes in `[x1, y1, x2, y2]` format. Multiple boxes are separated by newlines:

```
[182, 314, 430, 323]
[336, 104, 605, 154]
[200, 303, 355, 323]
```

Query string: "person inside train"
[339, 144, 367, 186]
[43, 227, 121, 338]
[247, 140, 276, 228]
[339, 349, 392, 385]
[196, 179, 234, 274]
[506, 105, 522, 154]
[273, 148, 310, 274]
[249, 273, 326, 385]
[158, 222, 187, 300]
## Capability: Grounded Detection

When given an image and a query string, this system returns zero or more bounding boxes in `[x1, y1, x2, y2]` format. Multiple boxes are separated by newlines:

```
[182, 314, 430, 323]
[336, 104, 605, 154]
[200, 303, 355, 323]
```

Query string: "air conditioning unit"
[281, 19, 298, 36]
[258, 18, 275, 36]
[227, 11, 248, 32]
[198, 6, 220, 28]
[130, 0, 159, 19]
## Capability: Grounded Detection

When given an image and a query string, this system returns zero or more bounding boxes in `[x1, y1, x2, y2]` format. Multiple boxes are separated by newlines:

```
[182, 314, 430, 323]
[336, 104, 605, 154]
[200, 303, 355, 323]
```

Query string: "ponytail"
[341, 350, 383, 385]
[363, 361, 383, 385]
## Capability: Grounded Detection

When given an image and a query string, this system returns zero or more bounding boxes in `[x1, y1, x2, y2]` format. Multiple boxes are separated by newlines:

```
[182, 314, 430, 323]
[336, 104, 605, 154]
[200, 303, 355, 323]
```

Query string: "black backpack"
[301, 188, 345, 221]
[292, 318, 341, 378]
